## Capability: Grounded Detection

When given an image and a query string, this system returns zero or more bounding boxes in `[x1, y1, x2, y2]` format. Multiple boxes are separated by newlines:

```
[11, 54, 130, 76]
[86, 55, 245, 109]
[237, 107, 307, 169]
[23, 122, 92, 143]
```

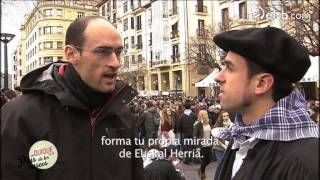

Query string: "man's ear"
[64, 45, 79, 65]
[254, 73, 274, 95]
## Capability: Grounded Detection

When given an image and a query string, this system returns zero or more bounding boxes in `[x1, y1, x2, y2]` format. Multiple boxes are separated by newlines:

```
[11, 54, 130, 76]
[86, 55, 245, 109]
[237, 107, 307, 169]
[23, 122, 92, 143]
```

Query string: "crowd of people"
[0, 86, 21, 107]
[128, 95, 235, 180]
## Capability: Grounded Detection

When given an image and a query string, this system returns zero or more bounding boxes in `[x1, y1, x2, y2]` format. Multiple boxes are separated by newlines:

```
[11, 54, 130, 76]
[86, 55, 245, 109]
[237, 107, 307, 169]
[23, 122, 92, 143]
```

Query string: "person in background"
[178, 100, 197, 164]
[14, 86, 22, 96]
[3, 89, 17, 101]
[193, 109, 212, 180]
[212, 111, 233, 161]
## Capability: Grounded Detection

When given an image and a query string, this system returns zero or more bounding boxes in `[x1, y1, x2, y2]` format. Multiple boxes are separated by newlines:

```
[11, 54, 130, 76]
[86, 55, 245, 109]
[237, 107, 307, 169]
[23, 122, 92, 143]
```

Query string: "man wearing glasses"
[212, 27, 319, 180]
[1, 16, 144, 180]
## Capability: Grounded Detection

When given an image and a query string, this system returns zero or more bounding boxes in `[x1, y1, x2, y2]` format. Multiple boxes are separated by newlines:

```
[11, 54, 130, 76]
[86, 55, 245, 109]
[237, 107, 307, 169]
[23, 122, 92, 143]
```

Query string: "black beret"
[213, 27, 310, 82]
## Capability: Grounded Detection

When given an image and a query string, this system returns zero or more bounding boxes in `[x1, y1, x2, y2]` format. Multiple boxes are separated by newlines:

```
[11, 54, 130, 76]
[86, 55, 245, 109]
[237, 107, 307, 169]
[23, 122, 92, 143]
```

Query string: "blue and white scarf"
[214, 89, 319, 149]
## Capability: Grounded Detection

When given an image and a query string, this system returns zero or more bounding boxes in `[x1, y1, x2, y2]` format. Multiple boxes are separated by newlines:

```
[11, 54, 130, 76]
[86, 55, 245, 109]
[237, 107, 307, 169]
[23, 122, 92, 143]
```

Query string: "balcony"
[170, 31, 179, 39]
[229, 18, 256, 30]
[169, 7, 178, 16]
[136, 43, 142, 49]
[195, 5, 207, 14]
[136, 24, 142, 30]
[196, 28, 209, 37]
[171, 55, 180, 63]
[219, 22, 230, 32]
[152, 59, 170, 67]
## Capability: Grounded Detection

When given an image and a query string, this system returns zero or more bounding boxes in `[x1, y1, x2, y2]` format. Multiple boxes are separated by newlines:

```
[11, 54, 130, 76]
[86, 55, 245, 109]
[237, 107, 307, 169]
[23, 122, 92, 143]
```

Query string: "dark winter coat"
[1, 62, 144, 180]
[178, 110, 197, 136]
[214, 138, 319, 180]
[144, 159, 183, 180]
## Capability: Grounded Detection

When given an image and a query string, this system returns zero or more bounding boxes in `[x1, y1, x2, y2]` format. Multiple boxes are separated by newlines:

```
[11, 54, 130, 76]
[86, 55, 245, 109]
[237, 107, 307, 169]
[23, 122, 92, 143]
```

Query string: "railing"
[195, 5, 207, 13]
[136, 24, 142, 30]
[170, 31, 180, 39]
[136, 44, 142, 49]
[152, 59, 169, 66]
[196, 28, 209, 36]
[171, 55, 180, 63]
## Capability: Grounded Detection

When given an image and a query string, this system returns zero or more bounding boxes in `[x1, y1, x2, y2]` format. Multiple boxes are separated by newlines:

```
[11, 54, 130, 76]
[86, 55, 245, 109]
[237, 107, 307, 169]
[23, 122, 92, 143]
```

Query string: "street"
[182, 161, 218, 180]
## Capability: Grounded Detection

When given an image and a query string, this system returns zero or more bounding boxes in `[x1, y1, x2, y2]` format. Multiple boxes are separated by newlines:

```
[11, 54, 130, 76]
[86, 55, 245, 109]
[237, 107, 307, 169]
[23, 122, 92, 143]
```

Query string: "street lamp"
[1, 33, 15, 89]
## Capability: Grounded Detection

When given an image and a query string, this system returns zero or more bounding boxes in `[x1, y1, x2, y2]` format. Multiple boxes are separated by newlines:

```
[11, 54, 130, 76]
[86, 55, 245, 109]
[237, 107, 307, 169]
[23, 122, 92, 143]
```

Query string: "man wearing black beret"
[211, 27, 319, 180]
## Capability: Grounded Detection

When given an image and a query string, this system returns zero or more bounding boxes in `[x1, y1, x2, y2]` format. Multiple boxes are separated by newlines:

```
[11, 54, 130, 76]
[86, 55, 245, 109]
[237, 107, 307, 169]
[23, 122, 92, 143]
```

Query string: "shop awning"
[195, 69, 219, 87]
[300, 56, 319, 82]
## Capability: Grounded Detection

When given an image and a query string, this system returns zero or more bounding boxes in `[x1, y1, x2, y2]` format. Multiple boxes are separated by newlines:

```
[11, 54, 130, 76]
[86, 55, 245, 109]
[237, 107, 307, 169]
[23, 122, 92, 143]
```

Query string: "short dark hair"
[245, 59, 293, 102]
[65, 16, 107, 50]
[14, 86, 21, 91]
[184, 100, 191, 109]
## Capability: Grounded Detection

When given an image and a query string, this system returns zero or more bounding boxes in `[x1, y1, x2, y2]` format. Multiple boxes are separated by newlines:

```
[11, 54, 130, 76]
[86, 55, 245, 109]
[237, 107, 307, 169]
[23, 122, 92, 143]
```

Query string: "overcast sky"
[1, 0, 35, 74]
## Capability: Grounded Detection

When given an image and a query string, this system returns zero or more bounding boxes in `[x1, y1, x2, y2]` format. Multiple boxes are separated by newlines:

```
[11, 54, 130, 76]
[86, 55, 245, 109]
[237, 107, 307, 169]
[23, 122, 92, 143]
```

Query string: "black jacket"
[214, 138, 319, 180]
[1, 62, 144, 180]
[178, 111, 197, 135]
[144, 159, 183, 180]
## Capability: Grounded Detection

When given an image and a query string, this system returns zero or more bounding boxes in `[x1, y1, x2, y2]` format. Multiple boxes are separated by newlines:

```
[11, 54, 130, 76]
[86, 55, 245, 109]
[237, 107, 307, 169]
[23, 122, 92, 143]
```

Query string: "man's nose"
[214, 70, 225, 85]
[108, 53, 121, 68]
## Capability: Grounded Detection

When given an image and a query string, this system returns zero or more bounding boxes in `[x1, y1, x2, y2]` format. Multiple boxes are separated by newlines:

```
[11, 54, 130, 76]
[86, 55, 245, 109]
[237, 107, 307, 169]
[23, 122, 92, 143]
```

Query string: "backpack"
[153, 116, 160, 127]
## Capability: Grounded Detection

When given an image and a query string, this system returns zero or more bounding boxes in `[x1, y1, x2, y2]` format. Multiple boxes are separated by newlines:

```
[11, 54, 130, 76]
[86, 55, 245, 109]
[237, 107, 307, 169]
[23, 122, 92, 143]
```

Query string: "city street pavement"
[182, 161, 219, 180]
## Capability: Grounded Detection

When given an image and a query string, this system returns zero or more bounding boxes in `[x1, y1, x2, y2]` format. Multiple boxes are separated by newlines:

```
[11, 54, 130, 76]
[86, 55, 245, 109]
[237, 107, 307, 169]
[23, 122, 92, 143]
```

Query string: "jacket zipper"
[88, 83, 127, 138]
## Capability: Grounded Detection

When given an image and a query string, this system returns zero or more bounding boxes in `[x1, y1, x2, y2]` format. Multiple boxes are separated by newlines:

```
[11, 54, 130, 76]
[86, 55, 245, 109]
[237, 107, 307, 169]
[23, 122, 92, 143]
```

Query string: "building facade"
[18, 0, 98, 83]
[98, 0, 218, 97]
[12, 43, 23, 87]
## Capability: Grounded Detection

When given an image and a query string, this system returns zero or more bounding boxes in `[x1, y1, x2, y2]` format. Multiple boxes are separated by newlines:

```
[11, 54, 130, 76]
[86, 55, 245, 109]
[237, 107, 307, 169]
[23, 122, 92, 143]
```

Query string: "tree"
[118, 59, 146, 89]
[271, 0, 319, 56]
[186, 25, 225, 74]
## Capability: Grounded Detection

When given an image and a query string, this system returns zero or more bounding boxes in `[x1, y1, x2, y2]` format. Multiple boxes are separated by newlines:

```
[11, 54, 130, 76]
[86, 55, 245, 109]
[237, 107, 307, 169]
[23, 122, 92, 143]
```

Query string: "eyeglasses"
[71, 45, 124, 58]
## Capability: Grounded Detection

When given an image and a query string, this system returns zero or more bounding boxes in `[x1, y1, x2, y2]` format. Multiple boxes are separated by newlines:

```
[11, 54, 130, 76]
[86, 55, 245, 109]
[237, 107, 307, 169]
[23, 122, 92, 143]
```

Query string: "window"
[19, 70, 22, 76]
[131, 55, 136, 64]
[112, 0, 117, 9]
[57, 41, 63, 49]
[138, 54, 143, 63]
[123, 18, 128, 31]
[124, 37, 129, 50]
[57, 56, 63, 61]
[44, 9, 52, 16]
[113, 12, 117, 23]
[44, 41, 53, 49]
[136, 15, 141, 30]
[43, 26, 52, 34]
[198, 19, 205, 29]
[137, 35, 142, 49]
[101, 5, 106, 16]
[77, 12, 84, 18]
[131, 36, 135, 48]
[239, 2, 247, 19]
[149, 33, 152, 46]
[124, 56, 129, 68]
[56, 26, 63, 34]
[131, 17, 134, 29]
[44, 57, 53, 64]
[123, 2, 128, 13]
[130, 0, 134, 9]
[56, 9, 63, 16]
[221, 8, 229, 30]
[107, 2, 111, 12]
[173, 44, 179, 59]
